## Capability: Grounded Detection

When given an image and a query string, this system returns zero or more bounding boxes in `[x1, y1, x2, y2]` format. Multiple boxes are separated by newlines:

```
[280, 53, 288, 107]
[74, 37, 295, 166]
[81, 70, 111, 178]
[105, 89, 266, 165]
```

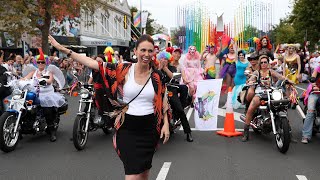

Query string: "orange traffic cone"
[217, 87, 243, 137]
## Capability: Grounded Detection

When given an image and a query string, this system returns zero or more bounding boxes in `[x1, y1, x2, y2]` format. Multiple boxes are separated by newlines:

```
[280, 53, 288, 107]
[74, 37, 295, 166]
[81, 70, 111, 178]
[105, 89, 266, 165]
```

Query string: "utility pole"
[140, 0, 143, 35]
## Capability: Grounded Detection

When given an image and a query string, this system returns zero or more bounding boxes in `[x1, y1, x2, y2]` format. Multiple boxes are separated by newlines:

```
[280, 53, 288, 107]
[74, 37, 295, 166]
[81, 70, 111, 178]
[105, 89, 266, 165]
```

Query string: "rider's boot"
[241, 124, 250, 142]
[49, 127, 57, 142]
[186, 132, 193, 142]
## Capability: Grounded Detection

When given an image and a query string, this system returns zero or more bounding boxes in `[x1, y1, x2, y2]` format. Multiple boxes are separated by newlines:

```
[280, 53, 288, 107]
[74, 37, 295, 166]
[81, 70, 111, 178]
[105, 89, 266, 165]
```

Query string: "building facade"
[80, 0, 132, 56]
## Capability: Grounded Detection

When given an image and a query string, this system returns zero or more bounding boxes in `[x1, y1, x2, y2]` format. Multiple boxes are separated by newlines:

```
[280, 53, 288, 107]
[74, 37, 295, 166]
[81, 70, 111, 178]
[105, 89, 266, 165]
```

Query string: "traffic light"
[124, 15, 127, 29]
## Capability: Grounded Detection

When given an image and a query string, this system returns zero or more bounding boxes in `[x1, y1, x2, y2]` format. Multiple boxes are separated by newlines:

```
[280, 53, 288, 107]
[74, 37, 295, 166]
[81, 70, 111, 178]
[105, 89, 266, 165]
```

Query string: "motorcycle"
[0, 78, 68, 152]
[166, 73, 192, 133]
[72, 83, 113, 150]
[240, 72, 293, 153]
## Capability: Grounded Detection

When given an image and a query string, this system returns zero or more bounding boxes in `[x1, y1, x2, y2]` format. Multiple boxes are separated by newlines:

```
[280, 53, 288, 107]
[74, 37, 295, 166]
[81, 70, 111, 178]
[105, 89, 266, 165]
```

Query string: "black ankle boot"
[186, 133, 193, 142]
[50, 129, 57, 142]
[241, 124, 250, 142]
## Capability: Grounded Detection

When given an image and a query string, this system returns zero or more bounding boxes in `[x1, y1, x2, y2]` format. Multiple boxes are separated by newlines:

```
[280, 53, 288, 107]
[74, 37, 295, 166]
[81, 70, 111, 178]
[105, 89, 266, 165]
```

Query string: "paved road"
[0, 83, 319, 180]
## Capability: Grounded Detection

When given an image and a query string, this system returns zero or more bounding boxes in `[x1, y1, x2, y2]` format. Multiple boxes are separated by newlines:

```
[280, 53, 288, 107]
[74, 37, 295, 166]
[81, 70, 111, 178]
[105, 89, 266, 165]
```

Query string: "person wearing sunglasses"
[241, 55, 294, 142]
[21, 48, 66, 142]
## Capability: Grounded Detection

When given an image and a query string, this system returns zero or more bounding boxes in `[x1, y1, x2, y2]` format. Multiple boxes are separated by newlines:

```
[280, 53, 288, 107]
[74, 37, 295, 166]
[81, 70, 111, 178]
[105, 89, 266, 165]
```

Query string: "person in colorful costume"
[257, 36, 274, 60]
[182, 46, 203, 104]
[22, 48, 66, 142]
[232, 50, 249, 109]
[283, 43, 301, 84]
[203, 39, 222, 79]
[301, 66, 320, 143]
[104, 46, 117, 64]
[220, 40, 237, 93]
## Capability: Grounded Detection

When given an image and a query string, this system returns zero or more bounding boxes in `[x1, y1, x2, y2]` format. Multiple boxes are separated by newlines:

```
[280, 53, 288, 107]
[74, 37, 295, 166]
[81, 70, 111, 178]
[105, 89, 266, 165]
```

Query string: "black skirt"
[114, 113, 160, 175]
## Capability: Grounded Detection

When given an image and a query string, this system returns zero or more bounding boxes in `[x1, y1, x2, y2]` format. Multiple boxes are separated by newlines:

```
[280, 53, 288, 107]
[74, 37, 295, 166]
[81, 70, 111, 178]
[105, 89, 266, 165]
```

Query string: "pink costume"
[182, 46, 203, 97]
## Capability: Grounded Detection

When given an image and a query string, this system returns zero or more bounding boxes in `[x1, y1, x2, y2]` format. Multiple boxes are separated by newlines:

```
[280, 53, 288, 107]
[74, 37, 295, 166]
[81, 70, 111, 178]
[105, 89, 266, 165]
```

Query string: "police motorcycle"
[0, 65, 68, 153]
[165, 73, 192, 133]
[72, 83, 113, 151]
[239, 70, 296, 153]
[300, 77, 320, 136]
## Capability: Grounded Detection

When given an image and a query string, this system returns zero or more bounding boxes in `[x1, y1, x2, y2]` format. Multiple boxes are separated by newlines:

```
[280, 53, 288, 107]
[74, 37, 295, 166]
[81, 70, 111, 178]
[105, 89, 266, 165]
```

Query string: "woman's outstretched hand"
[48, 35, 65, 53]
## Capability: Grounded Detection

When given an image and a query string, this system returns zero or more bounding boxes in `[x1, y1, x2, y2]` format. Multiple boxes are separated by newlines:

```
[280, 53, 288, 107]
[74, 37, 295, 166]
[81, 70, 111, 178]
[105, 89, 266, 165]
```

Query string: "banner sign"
[194, 79, 223, 130]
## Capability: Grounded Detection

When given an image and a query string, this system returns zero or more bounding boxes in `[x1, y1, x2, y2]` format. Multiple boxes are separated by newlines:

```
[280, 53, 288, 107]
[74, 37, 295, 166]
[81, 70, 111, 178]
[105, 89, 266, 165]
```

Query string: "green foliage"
[171, 26, 185, 46]
[0, 0, 113, 53]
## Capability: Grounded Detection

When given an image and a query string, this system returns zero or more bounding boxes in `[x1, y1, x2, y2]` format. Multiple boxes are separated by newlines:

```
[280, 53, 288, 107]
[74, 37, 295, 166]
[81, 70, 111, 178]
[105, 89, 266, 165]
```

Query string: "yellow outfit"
[285, 55, 299, 84]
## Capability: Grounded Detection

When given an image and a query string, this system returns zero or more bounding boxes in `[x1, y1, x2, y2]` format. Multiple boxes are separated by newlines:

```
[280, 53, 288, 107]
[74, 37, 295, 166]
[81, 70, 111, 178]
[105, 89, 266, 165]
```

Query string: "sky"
[127, 0, 293, 32]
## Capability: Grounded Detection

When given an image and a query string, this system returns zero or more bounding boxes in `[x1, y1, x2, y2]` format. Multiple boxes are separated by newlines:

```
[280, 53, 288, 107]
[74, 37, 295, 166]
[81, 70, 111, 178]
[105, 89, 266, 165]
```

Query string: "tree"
[270, 18, 297, 45]
[171, 26, 185, 47]
[0, 0, 114, 54]
[289, 0, 320, 50]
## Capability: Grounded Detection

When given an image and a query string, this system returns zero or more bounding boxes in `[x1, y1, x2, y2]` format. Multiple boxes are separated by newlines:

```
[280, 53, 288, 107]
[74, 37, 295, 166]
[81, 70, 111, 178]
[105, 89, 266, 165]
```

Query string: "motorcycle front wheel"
[275, 117, 290, 154]
[0, 112, 19, 153]
[73, 115, 89, 151]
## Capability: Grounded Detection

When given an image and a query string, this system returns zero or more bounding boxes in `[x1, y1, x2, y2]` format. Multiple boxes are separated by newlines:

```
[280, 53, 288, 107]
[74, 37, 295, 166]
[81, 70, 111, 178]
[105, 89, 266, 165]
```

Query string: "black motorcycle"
[240, 79, 291, 153]
[72, 84, 112, 150]
[0, 79, 67, 152]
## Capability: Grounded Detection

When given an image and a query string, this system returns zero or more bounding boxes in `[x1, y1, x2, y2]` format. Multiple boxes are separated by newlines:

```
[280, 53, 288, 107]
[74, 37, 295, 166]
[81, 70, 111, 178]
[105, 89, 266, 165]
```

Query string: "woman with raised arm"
[49, 35, 170, 180]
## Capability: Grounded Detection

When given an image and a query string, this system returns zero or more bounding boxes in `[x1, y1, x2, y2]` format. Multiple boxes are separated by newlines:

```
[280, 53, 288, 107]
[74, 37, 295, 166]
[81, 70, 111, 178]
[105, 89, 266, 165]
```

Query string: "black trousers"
[176, 84, 189, 108]
[42, 107, 58, 130]
[168, 86, 191, 134]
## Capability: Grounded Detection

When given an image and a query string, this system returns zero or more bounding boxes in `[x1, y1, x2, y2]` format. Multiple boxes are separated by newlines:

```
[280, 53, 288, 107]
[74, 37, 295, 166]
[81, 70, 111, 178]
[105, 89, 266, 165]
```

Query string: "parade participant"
[2, 55, 17, 76]
[241, 55, 293, 142]
[49, 34, 170, 180]
[22, 48, 66, 142]
[301, 66, 320, 144]
[181, 46, 203, 105]
[104, 46, 117, 63]
[158, 51, 193, 142]
[87, 55, 113, 126]
[257, 36, 274, 60]
[220, 40, 237, 94]
[232, 50, 249, 109]
[246, 52, 259, 73]
[283, 44, 301, 109]
[283, 44, 301, 84]
[203, 39, 222, 79]
[200, 45, 210, 69]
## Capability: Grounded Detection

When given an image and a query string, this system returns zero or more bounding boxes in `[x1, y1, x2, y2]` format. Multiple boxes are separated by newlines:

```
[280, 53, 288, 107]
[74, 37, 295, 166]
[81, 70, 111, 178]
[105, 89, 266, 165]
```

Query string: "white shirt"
[123, 64, 155, 116]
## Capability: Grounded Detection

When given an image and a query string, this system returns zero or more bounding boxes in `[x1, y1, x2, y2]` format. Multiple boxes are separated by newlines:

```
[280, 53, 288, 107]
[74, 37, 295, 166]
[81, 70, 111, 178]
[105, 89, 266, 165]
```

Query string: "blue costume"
[232, 60, 249, 109]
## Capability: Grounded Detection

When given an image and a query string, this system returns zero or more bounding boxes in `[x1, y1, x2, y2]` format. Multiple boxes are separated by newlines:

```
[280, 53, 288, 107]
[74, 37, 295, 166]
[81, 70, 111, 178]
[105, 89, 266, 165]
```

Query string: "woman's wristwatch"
[67, 50, 73, 57]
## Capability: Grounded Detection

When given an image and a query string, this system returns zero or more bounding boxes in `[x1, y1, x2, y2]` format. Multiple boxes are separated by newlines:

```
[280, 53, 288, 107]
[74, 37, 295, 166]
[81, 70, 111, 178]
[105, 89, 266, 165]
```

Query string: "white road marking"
[296, 175, 308, 180]
[156, 162, 172, 180]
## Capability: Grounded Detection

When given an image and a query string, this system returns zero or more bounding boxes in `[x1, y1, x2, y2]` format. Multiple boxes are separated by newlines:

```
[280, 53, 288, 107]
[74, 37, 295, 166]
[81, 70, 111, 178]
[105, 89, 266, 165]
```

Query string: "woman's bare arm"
[48, 35, 99, 70]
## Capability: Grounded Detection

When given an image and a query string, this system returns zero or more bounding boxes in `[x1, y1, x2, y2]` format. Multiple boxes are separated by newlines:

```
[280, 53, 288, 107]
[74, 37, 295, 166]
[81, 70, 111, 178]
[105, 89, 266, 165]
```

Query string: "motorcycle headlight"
[272, 90, 282, 101]
[80, 89, 89, 99]
[12, 89, 22, 100]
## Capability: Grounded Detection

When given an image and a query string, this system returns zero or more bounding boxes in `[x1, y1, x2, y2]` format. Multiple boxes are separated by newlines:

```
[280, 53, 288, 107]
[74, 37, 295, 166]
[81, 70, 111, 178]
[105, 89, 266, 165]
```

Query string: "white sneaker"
[301, 137, 309, 144]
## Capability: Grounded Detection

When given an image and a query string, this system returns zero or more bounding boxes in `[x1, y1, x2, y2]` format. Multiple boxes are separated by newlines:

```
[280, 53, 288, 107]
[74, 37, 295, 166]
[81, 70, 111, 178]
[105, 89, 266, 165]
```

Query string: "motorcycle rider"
[158, 51, 193, 142]
[22, 49, 66, 142]
[87, 54, 113, 127]
[301, 66, 320, 144]
[242, 55, 293, 142]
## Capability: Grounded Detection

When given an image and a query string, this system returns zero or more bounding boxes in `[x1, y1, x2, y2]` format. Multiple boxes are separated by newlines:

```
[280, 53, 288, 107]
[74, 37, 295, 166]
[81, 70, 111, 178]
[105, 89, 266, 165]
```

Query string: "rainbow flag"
[133, 11, 141, 28]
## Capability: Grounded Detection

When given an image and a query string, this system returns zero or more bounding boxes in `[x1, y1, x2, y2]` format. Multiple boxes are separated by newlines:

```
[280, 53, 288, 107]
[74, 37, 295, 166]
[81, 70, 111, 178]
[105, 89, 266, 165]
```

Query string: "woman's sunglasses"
[37, 61, 46, 64]
[260, 61, 268, 64]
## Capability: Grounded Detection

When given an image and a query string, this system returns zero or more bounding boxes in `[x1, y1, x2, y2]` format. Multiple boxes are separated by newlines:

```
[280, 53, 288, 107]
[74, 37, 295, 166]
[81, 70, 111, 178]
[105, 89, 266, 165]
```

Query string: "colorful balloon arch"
[175, 0, 274, 53]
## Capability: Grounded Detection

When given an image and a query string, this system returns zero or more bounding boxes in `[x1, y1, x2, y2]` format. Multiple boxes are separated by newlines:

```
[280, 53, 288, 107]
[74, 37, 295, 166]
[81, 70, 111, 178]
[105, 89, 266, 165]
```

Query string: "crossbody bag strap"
[126, 71, 152, 105]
